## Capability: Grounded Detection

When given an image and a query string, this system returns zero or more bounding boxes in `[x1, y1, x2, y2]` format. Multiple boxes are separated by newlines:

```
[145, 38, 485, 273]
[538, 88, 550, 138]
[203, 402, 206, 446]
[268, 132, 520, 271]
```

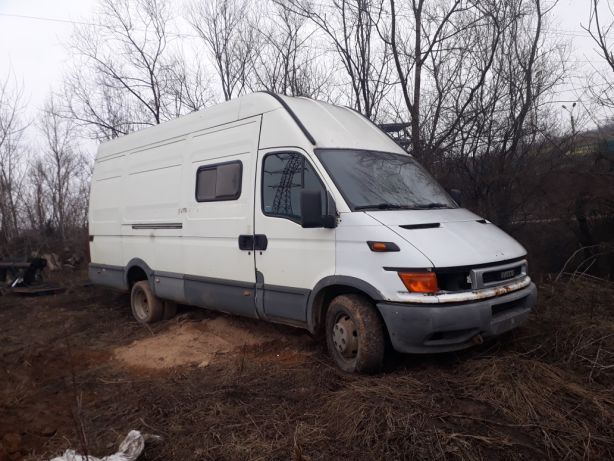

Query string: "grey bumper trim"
[377, 283, 537, 354]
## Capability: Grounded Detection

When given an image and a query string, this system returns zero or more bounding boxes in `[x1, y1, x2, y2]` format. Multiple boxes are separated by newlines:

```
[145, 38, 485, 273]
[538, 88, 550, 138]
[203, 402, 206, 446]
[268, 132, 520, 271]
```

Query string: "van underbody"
[91, 255, 537, 354]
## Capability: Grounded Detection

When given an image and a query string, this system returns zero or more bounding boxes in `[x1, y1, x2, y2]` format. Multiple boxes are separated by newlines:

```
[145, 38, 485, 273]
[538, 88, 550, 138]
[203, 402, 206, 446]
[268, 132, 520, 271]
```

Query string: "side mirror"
[322, 191, 337, 229]
[449, 189, 462, 207]
[300, 190, 337, 228]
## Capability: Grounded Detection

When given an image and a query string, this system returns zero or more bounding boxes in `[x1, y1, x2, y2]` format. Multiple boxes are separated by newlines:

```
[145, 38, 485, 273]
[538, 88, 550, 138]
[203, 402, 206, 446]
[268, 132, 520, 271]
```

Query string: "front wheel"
[325, 294, 385, 373]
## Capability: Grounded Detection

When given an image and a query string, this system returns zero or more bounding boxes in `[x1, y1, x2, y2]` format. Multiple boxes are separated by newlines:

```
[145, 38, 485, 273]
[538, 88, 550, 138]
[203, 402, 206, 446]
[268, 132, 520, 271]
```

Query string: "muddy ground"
[0, 274, 613, 460]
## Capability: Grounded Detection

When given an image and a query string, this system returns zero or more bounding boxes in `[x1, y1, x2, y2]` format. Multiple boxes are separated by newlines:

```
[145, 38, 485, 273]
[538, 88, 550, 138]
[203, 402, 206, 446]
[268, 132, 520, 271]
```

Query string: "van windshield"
[315, 149, 456, 211]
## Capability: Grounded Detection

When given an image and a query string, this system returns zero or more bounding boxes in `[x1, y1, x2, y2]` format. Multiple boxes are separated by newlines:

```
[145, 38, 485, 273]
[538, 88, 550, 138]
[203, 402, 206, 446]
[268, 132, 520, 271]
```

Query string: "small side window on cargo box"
[195, 161, 242, 202]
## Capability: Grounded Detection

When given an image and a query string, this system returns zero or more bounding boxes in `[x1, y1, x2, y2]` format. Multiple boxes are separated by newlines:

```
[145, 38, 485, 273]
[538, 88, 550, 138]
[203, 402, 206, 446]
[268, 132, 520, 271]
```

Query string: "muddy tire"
[130, 280, 164, 324]
[325, 294, 385, 373]
[163, 300, 178, 320]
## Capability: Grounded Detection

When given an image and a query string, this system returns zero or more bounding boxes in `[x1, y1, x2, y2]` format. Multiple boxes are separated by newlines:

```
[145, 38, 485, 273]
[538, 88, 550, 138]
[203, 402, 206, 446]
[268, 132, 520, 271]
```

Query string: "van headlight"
[398, 272, 438, 294]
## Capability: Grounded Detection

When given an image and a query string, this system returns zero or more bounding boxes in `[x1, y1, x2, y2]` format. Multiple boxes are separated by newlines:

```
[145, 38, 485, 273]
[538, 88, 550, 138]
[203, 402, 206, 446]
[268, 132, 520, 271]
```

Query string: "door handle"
[238, 235, 254, 250]
[254, 234, 268, 251]
[238, 234, 268, 251]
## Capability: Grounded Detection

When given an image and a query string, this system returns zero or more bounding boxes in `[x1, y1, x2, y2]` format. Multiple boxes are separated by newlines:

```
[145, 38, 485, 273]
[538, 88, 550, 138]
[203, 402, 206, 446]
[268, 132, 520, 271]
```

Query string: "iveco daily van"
[88, 92, 537, 372]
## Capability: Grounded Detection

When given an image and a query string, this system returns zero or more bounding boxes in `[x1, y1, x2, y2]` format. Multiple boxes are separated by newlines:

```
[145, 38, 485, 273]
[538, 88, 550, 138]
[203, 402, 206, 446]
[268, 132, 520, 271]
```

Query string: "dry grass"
[1, 275, 613, 460]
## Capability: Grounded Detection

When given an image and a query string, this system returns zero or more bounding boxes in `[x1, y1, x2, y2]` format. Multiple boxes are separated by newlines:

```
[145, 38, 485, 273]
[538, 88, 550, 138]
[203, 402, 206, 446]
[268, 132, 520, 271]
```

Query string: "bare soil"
[114, 316, 293, 370]
[0, 273, 613, 460]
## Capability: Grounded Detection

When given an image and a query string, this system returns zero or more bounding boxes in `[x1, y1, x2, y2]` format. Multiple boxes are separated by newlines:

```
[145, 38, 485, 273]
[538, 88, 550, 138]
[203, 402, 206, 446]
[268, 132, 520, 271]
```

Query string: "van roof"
[96, 93, 405, 160]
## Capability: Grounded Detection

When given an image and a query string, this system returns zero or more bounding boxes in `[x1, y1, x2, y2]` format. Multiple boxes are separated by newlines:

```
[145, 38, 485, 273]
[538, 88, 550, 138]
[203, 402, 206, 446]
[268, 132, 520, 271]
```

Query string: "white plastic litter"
[49, 430, 161, 461]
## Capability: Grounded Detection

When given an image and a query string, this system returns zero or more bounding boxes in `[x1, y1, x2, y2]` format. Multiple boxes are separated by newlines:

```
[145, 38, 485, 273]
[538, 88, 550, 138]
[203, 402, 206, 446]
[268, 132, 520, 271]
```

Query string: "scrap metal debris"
[0, 258, 47, 288]
[0, 257, 65, 296]
[49, 430, 161, 461]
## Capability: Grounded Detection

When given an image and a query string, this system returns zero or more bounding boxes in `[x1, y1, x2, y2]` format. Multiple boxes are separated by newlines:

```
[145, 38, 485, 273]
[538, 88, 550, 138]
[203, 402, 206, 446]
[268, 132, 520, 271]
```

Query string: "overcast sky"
[0, 0, 609, 147]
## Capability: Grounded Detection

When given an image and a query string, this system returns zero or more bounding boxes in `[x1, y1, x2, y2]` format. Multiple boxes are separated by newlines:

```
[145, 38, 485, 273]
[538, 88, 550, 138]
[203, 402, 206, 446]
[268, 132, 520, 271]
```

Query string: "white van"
[88, 92, 537, 372]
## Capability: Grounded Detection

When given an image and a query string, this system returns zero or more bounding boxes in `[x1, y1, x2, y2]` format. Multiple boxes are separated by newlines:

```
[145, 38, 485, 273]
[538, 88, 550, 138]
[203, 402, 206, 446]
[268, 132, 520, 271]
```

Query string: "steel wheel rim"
[134, 288, 149, 320]
[332, 313, 358, 359]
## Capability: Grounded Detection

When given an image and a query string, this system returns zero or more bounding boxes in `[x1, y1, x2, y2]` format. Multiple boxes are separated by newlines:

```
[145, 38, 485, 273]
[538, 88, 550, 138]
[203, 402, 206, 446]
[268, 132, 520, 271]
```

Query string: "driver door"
[253, 149, 335, 325]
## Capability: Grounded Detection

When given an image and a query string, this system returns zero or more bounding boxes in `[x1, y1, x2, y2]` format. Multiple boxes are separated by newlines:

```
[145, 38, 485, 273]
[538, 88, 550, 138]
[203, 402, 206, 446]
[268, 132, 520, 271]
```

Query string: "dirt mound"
[114, 316, 283, 369]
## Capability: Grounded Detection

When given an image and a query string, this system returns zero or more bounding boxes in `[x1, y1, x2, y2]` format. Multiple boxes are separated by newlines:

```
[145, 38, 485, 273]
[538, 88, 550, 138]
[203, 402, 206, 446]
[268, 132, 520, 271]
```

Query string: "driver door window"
[261, 152, 325, 223]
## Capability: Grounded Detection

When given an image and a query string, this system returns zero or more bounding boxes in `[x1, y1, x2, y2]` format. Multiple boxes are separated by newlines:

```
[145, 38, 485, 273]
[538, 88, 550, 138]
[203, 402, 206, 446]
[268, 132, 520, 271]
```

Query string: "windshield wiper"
[354, 203, 407, 211]
[409, 202, 451, 209]
[355, 202, 452, 211]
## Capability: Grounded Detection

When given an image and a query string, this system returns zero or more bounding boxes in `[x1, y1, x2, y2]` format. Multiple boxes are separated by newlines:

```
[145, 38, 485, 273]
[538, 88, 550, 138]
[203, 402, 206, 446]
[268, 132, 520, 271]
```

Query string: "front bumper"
[377, 282, 537, 353]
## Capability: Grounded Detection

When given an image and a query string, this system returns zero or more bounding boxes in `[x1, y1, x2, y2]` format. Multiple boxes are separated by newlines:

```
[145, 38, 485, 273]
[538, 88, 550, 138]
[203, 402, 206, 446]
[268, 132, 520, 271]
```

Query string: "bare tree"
[583, 0, 614, 111]
[65, 0, 182, 139]
[584, 0, 614, 72]
[283, 0, 392, 119]
[167, 53, 216, 115]
[188, 0, 259, 101]
[249, 2, 332, 98]
[0, 73, 28, 247]
[379, 0, 507, 163]
[38, 97, 88, 243]
[23, 160, 50, 234]
[63, 69, 143, 141]
[441, 0, 567, 227]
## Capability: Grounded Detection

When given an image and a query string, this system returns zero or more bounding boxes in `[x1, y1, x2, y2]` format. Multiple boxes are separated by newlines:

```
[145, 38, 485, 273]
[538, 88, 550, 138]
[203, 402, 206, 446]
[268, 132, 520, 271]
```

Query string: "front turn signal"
[398, 272, 438, 294]
[367, 241, 400, 252]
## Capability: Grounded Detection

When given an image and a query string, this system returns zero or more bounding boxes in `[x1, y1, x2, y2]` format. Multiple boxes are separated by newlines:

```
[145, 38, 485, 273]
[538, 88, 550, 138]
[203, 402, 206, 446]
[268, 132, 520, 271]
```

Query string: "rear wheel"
[325, 294, 385, 373]
[130, 280, 164, 324]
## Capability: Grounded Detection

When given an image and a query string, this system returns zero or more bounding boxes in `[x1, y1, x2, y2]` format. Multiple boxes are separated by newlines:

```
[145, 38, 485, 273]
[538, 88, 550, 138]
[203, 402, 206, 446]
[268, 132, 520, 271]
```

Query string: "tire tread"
[325, 294, 385, 373]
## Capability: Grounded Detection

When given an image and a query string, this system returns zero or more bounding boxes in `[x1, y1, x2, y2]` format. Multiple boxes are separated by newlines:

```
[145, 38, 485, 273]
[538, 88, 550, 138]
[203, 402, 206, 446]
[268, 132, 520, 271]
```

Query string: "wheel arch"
[125, 258, 155, 291]
[306, 276, 385, 334]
